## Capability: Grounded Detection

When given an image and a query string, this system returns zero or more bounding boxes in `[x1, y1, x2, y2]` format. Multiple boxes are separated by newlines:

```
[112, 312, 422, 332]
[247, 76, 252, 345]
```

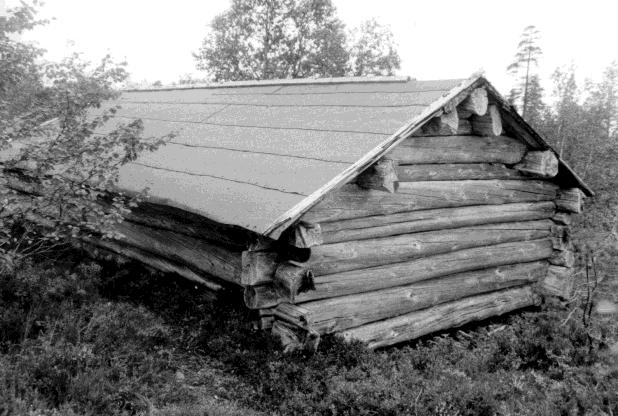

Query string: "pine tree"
[507, 25, 543, 120]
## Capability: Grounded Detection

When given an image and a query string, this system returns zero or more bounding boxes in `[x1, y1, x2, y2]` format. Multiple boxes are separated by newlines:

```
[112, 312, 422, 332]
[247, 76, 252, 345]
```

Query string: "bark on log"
[396, 163, 527, 182]
[342, 286, 541, 349]
[556, 188, 584, 213]
[295, 239, 554, 303]
[307, 220, 553, 276]
[549, 249, 575, 267]
[115, 221, 243, 284]
[515, 150, 559, 178]
[85, 238, 225, 292]
[356, 158, 398, 193]
[458, 87, 489, 118]
[241, 250, 278, 286]
[320, 202, 555, 244]
[283, 262, 547, 334]
[541, 265, 574, 299]
[471, 104, 503, 136]
[281, 222, 323, 248]
[387, 135, 526, 165]
[303, 181, 558, 223]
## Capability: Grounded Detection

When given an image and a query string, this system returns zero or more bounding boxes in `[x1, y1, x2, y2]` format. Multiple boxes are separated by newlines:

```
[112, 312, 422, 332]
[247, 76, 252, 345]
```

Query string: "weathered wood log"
[541, 265, 574, 299]
[115, 221, 243, 284]
[414, 119, 472, 136]
[342, 286, 541, 349]
[241, 250, 278, 286]
[273, 262, 315, 297]
[515, 150, 559, 178]
[551, 225, 572, 251]
[421, 110, 459, 135]
[387, 135, 526, 165]
[458, 87, 488, 118]
[556, 188, 584, 213]
[295, 239, 554, 303]
[549, 249, 575, 267]
[281, 262, 547, 334]
[320, 202, 555, 244]
[396, 163, 527, 182]
[356, 158, 398, 193]
[471, 104, 502, 136]
[84, 238, 225, 292]
[271, 320, 320, 353]
[260, 316, 275, 330]
[303, 181, 558, 223]
[244, 284, 291, 309]
[307, 220, 553, 276]
[552, 212, 572, 226]
[281, 222, 323, 248]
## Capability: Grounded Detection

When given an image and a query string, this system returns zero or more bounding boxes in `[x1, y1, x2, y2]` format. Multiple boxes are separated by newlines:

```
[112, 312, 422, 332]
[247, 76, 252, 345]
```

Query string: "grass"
[0, 240, 616, 415]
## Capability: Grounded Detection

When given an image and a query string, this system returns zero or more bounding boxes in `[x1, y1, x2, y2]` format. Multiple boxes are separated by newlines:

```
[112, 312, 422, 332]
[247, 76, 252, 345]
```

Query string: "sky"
[4, 0, 618, 96]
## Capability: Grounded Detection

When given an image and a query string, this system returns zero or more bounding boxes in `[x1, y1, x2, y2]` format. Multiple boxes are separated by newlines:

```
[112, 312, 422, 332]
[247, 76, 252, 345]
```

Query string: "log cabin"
[2, 74, 593, 350]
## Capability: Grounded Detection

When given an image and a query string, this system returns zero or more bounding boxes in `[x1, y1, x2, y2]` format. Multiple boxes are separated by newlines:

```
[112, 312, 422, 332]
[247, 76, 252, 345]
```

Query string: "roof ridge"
[123, 75, 413, 92]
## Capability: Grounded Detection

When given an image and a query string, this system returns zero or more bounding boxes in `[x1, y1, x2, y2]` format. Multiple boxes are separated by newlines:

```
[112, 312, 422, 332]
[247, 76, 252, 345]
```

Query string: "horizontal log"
[273, 262, 315, 297]
[515, 150, 559, 178]
[471, 104, 503, 136]
[320, 202, 556, 244]
[244, 284, 289, 309]
[295, 239, 554, 303]
[283, 262, 547, 334]
[115, 221, 243, 284]
[551, 225, 572, 251]
[396, 163, 527, 182]
[420, 110, 459, 135]
[342, 286, 540, 349]
[84, 238, 225, 292]
[356, 158, 398, 193]
[387, 135, 527, 164]
[552, 212, 572, 225]
[241, 250, 278, 286]
[303, 181, 558, 223]
[457, 87, 488, 118]
[556, 188, 584, 214]
[541, 265, 574, 299]
[307, 220, 553, 276]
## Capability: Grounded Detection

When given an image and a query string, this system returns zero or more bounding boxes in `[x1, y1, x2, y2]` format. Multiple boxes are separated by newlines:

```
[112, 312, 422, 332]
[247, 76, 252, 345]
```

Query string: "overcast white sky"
[5, 0, 618, 95]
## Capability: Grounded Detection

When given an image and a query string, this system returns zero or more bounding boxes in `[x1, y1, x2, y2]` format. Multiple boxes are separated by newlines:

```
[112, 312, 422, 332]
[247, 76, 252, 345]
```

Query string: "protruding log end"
[552, 212, 572, 226]
[471, 104, 502, 136]
[356, 158, 398, 193]
[556, 188, 584, 214]
[271, 321, 321, 353]
[541, 265, 574, 300]
[515, 150, 559, 178]
[241, 250, 278, 286]
[283, 222, 323, 248]
[549, 249, 575, 267]
[274, 262, 315, 299]
[458, 87, 488, 119]
[244, 284, 291, 309]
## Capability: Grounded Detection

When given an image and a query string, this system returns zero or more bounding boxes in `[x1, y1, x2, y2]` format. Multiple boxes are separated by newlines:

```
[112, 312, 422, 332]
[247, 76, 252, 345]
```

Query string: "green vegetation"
[0, 251, 616, 415]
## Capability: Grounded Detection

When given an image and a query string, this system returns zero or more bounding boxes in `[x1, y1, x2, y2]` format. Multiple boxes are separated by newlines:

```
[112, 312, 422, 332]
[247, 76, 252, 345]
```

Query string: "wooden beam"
[320, 202, 556, 244]
[388, 135, 527, 165]
[420, 110, 460, 135]
[303, 181, 558, 223]
[241, 250, 278, 286]
[295, 239, 554, 302]
[457, 87, 488, 118]
[556, 188, 584, 213]
[515, 150, 559, 178]
[396, 163, 527, 182]
[471, 104, 503, 136]
[341, 286, 541, 349]
[541, 265, 574, 299]
[356, 158, 398, 193]
[306, 220, 553, 276]
[84, 238, 225, 292]
[284, 262, 547, 334]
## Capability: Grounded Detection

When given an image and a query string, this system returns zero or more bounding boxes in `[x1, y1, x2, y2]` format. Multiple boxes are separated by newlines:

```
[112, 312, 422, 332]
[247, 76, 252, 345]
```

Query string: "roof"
[96, 75, 591, 238]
